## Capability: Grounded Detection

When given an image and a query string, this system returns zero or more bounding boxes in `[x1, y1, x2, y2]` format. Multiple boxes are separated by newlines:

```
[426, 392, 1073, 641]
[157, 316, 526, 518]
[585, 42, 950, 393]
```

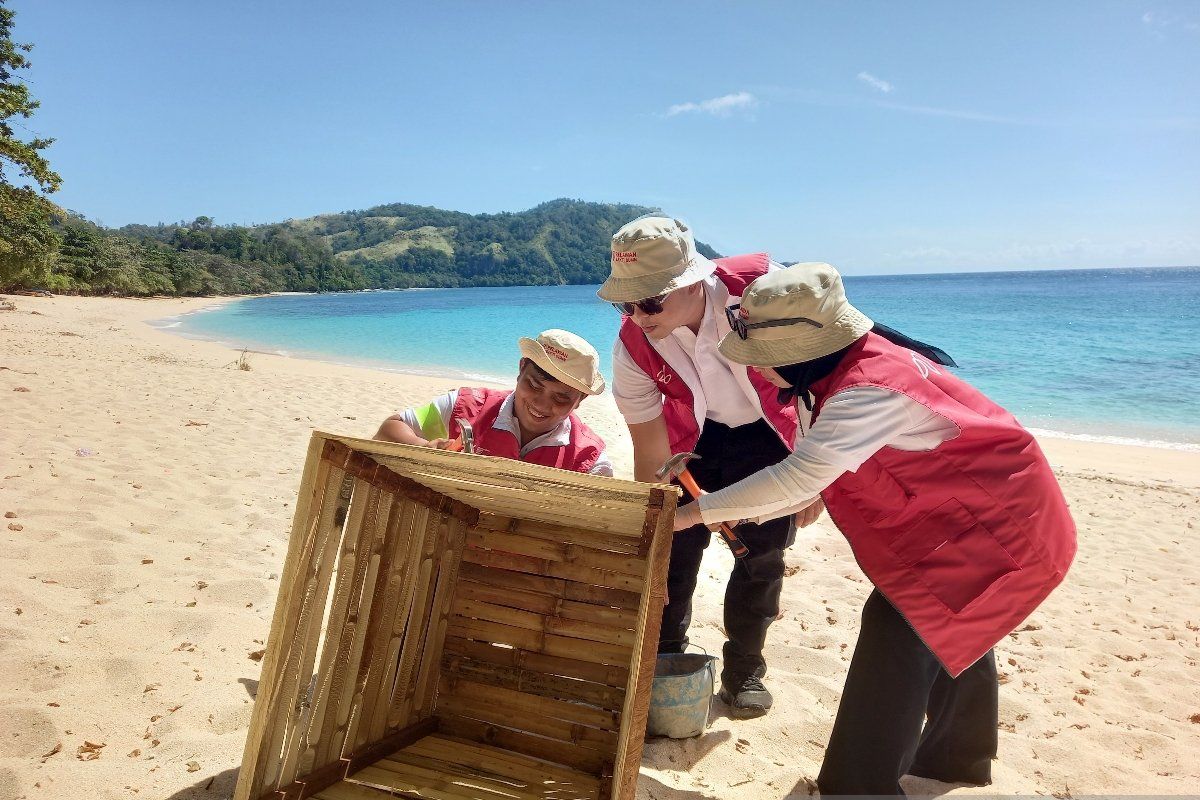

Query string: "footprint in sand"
[103, 657, 149, 695]
[0, 707, 60, 759]
[204, 578, 269, 608]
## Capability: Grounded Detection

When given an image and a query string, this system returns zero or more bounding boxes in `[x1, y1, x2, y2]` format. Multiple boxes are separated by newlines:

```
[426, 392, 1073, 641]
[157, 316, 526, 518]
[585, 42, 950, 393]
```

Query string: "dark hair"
[772, 323, 958, 410]
[519, 358, 587, 401]
[773, 343, 855, 410]
[523, 359, 560, 384]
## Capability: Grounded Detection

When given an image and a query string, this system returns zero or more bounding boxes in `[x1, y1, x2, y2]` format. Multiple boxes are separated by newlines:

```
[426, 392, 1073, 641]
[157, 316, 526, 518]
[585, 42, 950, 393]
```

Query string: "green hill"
[23, 199, 721, 296]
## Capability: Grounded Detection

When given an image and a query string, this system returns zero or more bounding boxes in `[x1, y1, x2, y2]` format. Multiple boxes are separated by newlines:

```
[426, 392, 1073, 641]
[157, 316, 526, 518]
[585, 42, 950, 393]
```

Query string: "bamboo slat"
[453, 582, 637, 632]
[242, 433, 680, 800]
[234, 437, 329, 800]
[264, 455, 354, 790]
[412, 513, 469, 720]
[466, 530, 646, 578]
[313, 783, 392, 800]
[441, 653, 625, 711]
[403, 734, 601, 793]
[350, 501, 427, 753]
[315, 478, 396, 766]
[451, 597, 635, 648]
[611, 490, 676, 800]
[437, 715, 611, 776]
[383, 504, 443, 730]
[299, 475, 382, 770]
[457, 562, 641, 611]
[441, 636, 629, 688]
[447, 617, 630, 667]
[460, 548, 643, 594]
[436, 694, 618, 753]
[473, 514, 642, 555]
[441, 676, 619, 732]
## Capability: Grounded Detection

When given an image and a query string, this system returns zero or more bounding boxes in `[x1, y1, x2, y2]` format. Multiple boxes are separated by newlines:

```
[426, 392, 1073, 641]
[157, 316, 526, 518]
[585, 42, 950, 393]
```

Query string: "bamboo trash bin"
[234, 432, 679, 800]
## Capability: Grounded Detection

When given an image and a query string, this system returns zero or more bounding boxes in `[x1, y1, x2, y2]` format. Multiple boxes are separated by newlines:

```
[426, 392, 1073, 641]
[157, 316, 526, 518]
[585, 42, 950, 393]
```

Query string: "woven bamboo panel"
[234, 432, 677, 800]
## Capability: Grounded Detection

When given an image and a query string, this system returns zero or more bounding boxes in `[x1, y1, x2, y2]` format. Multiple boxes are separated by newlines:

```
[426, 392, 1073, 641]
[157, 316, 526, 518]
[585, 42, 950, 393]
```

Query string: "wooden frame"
[234, 432, 678, 800]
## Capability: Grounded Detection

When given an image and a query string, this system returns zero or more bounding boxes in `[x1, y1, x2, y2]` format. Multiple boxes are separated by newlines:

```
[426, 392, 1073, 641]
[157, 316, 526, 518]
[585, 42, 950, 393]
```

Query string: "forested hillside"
[5, 200, 720, 296]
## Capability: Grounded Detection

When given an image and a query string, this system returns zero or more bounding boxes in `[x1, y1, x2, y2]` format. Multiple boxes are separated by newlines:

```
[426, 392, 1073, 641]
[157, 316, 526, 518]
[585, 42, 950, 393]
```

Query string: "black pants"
[658, 419, 795, 684]
[818, 590, 998, 796]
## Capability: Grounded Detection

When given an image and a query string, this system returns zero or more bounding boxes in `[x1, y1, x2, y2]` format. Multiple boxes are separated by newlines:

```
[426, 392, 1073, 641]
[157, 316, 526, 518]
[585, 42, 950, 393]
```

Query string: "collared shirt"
[399, 390, 615, 477]
[613, 266, 788, 429]
[686, 386, 959, 527]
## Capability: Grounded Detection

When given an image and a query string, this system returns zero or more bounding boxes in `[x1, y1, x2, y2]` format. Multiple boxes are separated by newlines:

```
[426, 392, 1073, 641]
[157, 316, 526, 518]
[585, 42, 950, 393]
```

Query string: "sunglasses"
[612, 293, 668, 316]
[725, 303, 824, 340]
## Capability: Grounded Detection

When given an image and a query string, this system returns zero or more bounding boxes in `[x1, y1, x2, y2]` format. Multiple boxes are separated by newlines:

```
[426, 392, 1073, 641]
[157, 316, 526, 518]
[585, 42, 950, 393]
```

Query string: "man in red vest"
[374, 329, 613, 476]
[599, 215, 823, 718]
[672, 262, 1077, 795]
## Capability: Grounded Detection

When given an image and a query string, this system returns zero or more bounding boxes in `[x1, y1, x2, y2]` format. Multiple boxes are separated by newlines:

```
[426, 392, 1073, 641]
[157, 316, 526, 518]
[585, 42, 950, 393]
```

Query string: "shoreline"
[162, 292, 1200, 456]
[2, 293, 1198, 799]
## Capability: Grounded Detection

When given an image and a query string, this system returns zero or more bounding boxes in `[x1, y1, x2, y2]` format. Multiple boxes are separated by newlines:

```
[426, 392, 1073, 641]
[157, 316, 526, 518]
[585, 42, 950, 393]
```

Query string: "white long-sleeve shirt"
[612, 265, 786, 429]
[687, 386, 959, 527]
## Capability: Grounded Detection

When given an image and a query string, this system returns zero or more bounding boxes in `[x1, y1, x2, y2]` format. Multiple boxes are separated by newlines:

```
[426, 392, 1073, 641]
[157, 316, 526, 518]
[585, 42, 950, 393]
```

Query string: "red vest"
[617, 253, 799, 454]
[812, 333, 1077, 676]
[448, 387, 606, 474]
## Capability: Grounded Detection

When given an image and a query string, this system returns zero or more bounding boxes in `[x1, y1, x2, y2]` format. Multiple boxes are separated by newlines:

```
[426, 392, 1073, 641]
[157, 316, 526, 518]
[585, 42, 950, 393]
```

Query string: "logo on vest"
[655, 365, 673, 385]
[912, 352, 942, 380]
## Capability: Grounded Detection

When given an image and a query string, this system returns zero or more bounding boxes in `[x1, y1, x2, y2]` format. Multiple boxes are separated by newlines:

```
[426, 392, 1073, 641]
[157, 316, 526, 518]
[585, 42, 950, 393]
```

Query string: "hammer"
[656, 452, 749, 560]
[445, 418, 475, 454]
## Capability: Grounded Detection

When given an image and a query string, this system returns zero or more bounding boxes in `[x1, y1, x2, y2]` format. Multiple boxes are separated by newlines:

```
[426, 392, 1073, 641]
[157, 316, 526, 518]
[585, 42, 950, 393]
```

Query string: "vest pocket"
[837, 460, 912, 524]
[888, 498, 1019, 614]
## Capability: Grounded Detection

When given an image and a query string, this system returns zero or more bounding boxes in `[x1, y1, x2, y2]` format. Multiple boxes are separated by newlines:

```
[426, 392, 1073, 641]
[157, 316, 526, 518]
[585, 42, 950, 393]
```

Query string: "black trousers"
[818, 590, 999, 796]
[658, 419, 796, 684]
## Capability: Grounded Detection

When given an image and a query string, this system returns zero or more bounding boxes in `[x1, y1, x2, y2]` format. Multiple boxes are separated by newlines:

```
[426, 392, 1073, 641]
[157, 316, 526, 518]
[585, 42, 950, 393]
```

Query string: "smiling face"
[511, 359, 586, 441]
[627, 283, 706, 341]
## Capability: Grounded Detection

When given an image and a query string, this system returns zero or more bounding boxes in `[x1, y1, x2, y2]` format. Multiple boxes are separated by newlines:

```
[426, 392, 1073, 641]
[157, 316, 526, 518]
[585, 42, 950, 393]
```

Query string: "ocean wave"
[1027, 427, 1200, 453]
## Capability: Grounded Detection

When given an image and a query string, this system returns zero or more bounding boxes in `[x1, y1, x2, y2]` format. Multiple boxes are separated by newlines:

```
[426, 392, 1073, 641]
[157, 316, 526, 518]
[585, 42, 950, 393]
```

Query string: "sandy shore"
[1, 294, 1197, 800]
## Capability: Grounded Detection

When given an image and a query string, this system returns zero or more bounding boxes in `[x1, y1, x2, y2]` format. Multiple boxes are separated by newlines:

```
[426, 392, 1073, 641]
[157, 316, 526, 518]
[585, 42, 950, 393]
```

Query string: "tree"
[0, 0, 62, 289]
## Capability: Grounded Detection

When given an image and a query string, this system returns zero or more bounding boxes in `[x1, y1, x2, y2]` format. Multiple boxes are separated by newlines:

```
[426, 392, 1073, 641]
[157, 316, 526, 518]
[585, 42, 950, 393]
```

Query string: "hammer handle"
[675, 471, 750, 560]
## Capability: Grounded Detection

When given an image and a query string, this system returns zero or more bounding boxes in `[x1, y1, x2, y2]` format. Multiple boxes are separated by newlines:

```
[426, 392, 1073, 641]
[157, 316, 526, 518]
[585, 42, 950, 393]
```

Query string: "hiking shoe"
[718, 675, 773, 719]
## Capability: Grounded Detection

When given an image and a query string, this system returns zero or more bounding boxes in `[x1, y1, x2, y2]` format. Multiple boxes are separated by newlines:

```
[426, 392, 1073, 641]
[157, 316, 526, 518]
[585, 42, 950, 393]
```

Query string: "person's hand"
[426, 437, 453, 450]
[793, 498, 825, 528]
[673, 502, 702, 532]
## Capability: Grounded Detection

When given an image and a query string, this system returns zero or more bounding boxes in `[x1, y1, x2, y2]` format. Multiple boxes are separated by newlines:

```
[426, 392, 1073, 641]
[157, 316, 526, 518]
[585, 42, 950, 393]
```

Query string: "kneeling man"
[375, 329, 613, 476]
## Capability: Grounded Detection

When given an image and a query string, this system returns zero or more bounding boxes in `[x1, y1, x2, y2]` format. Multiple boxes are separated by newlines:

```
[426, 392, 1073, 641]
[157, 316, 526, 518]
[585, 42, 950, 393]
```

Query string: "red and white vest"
[618, 253, 799, 454]
[447, 387, 606, 474]
[812, 333, 1077, 676]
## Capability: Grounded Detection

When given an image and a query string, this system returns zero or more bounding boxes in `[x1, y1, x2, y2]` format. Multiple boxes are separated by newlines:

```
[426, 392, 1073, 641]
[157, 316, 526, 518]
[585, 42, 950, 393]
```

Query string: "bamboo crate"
[234, 431, 678, 800]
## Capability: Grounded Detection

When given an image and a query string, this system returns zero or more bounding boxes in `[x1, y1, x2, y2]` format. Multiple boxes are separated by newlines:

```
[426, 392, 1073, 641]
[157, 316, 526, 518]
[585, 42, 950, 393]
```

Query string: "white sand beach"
[1, 294, 1197, 800]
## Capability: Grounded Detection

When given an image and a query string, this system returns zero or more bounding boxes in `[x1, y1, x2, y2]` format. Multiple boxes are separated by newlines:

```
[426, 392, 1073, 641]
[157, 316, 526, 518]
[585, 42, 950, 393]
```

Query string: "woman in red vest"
[671, 263, 1076, 796]
[374, 329, 612, 475]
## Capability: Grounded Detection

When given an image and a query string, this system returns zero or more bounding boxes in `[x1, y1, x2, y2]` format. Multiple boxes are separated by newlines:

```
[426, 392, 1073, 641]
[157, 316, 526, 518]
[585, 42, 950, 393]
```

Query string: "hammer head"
[655, 451, 700, 481]
[454, 418, 475, 454]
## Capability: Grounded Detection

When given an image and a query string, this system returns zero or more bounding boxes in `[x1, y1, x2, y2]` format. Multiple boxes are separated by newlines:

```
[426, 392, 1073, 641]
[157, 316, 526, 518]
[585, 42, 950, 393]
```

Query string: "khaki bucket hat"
[597, 216, 718, 302]
[718, 262, 874, 367]
[518, 329, 606, 396]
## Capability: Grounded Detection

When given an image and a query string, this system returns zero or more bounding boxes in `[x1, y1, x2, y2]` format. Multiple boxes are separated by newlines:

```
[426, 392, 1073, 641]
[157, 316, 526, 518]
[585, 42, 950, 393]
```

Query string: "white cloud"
[1142, 9, 1199, 37]
[665, 91, 759, 118]
[857, 71, 894, 93]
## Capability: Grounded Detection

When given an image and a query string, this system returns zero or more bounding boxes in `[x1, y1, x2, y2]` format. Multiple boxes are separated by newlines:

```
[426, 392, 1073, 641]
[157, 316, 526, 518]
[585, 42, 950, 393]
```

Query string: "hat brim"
[718, 307, 874, 367]
[596, 254, 718, 303]
[518, 338, 605, 396]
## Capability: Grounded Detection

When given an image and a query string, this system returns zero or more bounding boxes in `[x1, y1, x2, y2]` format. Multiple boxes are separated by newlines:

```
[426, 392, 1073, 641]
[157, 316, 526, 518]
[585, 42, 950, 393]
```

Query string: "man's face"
[512, 360, 585, 438]
[628, 283, 703, 341]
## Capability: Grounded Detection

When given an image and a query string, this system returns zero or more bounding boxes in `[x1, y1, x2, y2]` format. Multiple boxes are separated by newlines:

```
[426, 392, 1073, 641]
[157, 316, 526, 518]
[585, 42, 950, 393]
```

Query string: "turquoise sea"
[159, 267, 1200, 449]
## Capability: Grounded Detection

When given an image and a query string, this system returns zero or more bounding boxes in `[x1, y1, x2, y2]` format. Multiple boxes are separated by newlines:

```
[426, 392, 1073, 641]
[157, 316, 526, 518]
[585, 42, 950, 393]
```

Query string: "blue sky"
[11, 0, 1200, 273]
